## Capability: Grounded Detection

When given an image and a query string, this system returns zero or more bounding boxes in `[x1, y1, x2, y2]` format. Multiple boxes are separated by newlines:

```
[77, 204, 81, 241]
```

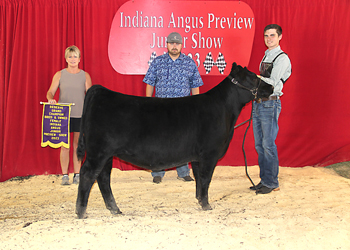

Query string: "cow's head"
[229, 62, 273, 99]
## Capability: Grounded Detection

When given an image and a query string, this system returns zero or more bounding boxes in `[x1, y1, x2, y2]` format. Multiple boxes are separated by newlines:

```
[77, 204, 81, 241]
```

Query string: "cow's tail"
[77, 130, 85, 162]
[77, 86, 95, 161]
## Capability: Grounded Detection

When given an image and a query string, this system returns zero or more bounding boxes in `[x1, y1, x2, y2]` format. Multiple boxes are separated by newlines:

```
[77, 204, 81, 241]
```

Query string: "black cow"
[75, 63, 273, 218]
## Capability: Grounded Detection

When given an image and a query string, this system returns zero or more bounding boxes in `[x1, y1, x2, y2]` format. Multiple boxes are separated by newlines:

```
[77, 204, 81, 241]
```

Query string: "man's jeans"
[252, 100, 281, 189]
[151, 164, 190, 178]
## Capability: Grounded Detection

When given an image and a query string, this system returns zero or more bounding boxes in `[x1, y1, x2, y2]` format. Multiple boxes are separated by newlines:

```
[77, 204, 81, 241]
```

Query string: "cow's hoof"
[110, 209, 122, 215]
[76, 212, 87, 219]
[201, 204, 212, 211]
[202, 205, 212, 211]
[75, 206, 87, 219]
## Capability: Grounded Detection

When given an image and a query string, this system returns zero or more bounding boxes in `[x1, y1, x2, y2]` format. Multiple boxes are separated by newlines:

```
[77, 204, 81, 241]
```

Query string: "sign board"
[108, 0, 255, 75]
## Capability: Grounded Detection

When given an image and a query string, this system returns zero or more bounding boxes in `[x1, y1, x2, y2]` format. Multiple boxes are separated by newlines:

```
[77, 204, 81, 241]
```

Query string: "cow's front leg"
[196, 161, 216, 211]
[97, 157, 122, 215]
[191, 161, 201, 201]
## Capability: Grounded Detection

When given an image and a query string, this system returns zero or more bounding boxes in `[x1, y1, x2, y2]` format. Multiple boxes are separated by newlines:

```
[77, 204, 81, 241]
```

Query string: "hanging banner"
[41, 103, 71, 149]
[108, 0, 255, 75]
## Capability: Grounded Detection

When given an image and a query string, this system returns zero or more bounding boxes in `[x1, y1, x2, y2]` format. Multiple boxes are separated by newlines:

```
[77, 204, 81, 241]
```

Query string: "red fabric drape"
[1, 0, 350, 181]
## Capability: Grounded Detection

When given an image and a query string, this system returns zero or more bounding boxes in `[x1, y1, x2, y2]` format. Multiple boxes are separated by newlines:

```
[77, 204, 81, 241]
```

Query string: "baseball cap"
[167, 32, 183, 44]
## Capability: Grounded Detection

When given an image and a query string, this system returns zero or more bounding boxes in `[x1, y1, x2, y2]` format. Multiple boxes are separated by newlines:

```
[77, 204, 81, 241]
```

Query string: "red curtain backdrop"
[1, 0, 349, 181]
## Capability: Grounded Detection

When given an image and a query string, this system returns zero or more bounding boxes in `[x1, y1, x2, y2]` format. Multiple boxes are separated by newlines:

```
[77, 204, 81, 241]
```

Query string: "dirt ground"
[1, 165, 350, 250]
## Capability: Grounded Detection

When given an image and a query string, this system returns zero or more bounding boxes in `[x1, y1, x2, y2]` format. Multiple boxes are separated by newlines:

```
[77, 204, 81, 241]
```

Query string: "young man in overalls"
[251, 24, 292, 194]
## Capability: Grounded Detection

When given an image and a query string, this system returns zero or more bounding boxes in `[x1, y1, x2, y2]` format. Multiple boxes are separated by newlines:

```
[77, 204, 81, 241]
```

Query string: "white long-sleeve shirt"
[260, 46, 292, 97]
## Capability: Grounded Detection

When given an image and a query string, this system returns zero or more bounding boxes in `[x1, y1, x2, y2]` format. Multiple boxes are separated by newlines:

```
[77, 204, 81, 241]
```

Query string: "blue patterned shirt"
[143, 53, 203, 98]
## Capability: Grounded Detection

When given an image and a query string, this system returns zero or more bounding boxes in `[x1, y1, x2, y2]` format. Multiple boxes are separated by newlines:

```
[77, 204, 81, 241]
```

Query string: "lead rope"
[241, 101, 257, 192]
[229, 75, 259, 192]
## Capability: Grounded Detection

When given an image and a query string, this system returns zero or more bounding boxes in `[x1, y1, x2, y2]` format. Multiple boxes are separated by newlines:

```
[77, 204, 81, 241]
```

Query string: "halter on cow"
[75, 62, 273, 218]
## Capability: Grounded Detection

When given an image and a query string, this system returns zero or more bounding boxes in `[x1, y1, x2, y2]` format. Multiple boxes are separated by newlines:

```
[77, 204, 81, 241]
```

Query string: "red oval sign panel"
[108, 0, 255, 75]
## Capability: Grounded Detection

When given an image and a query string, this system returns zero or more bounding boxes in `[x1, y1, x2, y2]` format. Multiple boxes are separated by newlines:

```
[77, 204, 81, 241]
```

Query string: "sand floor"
[1, 166, 349, 250]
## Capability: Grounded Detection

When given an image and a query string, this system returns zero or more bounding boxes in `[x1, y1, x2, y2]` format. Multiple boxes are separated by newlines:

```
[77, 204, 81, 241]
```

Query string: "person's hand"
[48, 99, 57, 104]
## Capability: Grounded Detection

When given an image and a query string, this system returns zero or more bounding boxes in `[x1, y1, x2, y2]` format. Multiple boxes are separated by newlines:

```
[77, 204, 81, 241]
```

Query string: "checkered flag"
[203, 52, 227, 74]
[148, 51, 157, 66]
[203, 52, 215, 74]
[216, 52, 227, 74]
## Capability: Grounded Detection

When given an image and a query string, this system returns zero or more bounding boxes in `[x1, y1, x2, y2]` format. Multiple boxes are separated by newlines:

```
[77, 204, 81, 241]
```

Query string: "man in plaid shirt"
[143, 32, 204, 184]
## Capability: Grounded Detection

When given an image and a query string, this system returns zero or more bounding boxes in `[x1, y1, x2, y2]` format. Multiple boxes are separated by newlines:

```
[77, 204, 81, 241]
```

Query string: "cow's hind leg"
[194, 160, 217, 211]
[76, 158, 99, 219]
[97, 157, 121, 215]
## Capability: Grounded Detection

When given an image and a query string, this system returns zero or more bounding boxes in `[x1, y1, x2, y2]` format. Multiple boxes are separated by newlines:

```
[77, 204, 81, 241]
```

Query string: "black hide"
[75, 62, 273, 218]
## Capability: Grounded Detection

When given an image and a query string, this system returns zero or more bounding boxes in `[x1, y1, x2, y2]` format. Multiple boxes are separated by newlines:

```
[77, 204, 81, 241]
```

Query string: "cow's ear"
[231, 62, 238, 73]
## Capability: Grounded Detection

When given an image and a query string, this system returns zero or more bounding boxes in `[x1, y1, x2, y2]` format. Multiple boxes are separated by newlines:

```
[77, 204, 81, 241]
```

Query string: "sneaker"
[153, 176, 162, 184]
[73, 174, 80, 184]
[177, 176, 194, 182]
[61, 175, 70, 185]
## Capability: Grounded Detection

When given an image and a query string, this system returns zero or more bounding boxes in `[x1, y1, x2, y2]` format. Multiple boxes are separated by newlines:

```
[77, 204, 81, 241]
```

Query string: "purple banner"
[41, 103, 71, 148]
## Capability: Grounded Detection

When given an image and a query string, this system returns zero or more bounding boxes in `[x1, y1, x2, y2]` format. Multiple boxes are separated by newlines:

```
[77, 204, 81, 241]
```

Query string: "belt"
[255, 95, 279, 103]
